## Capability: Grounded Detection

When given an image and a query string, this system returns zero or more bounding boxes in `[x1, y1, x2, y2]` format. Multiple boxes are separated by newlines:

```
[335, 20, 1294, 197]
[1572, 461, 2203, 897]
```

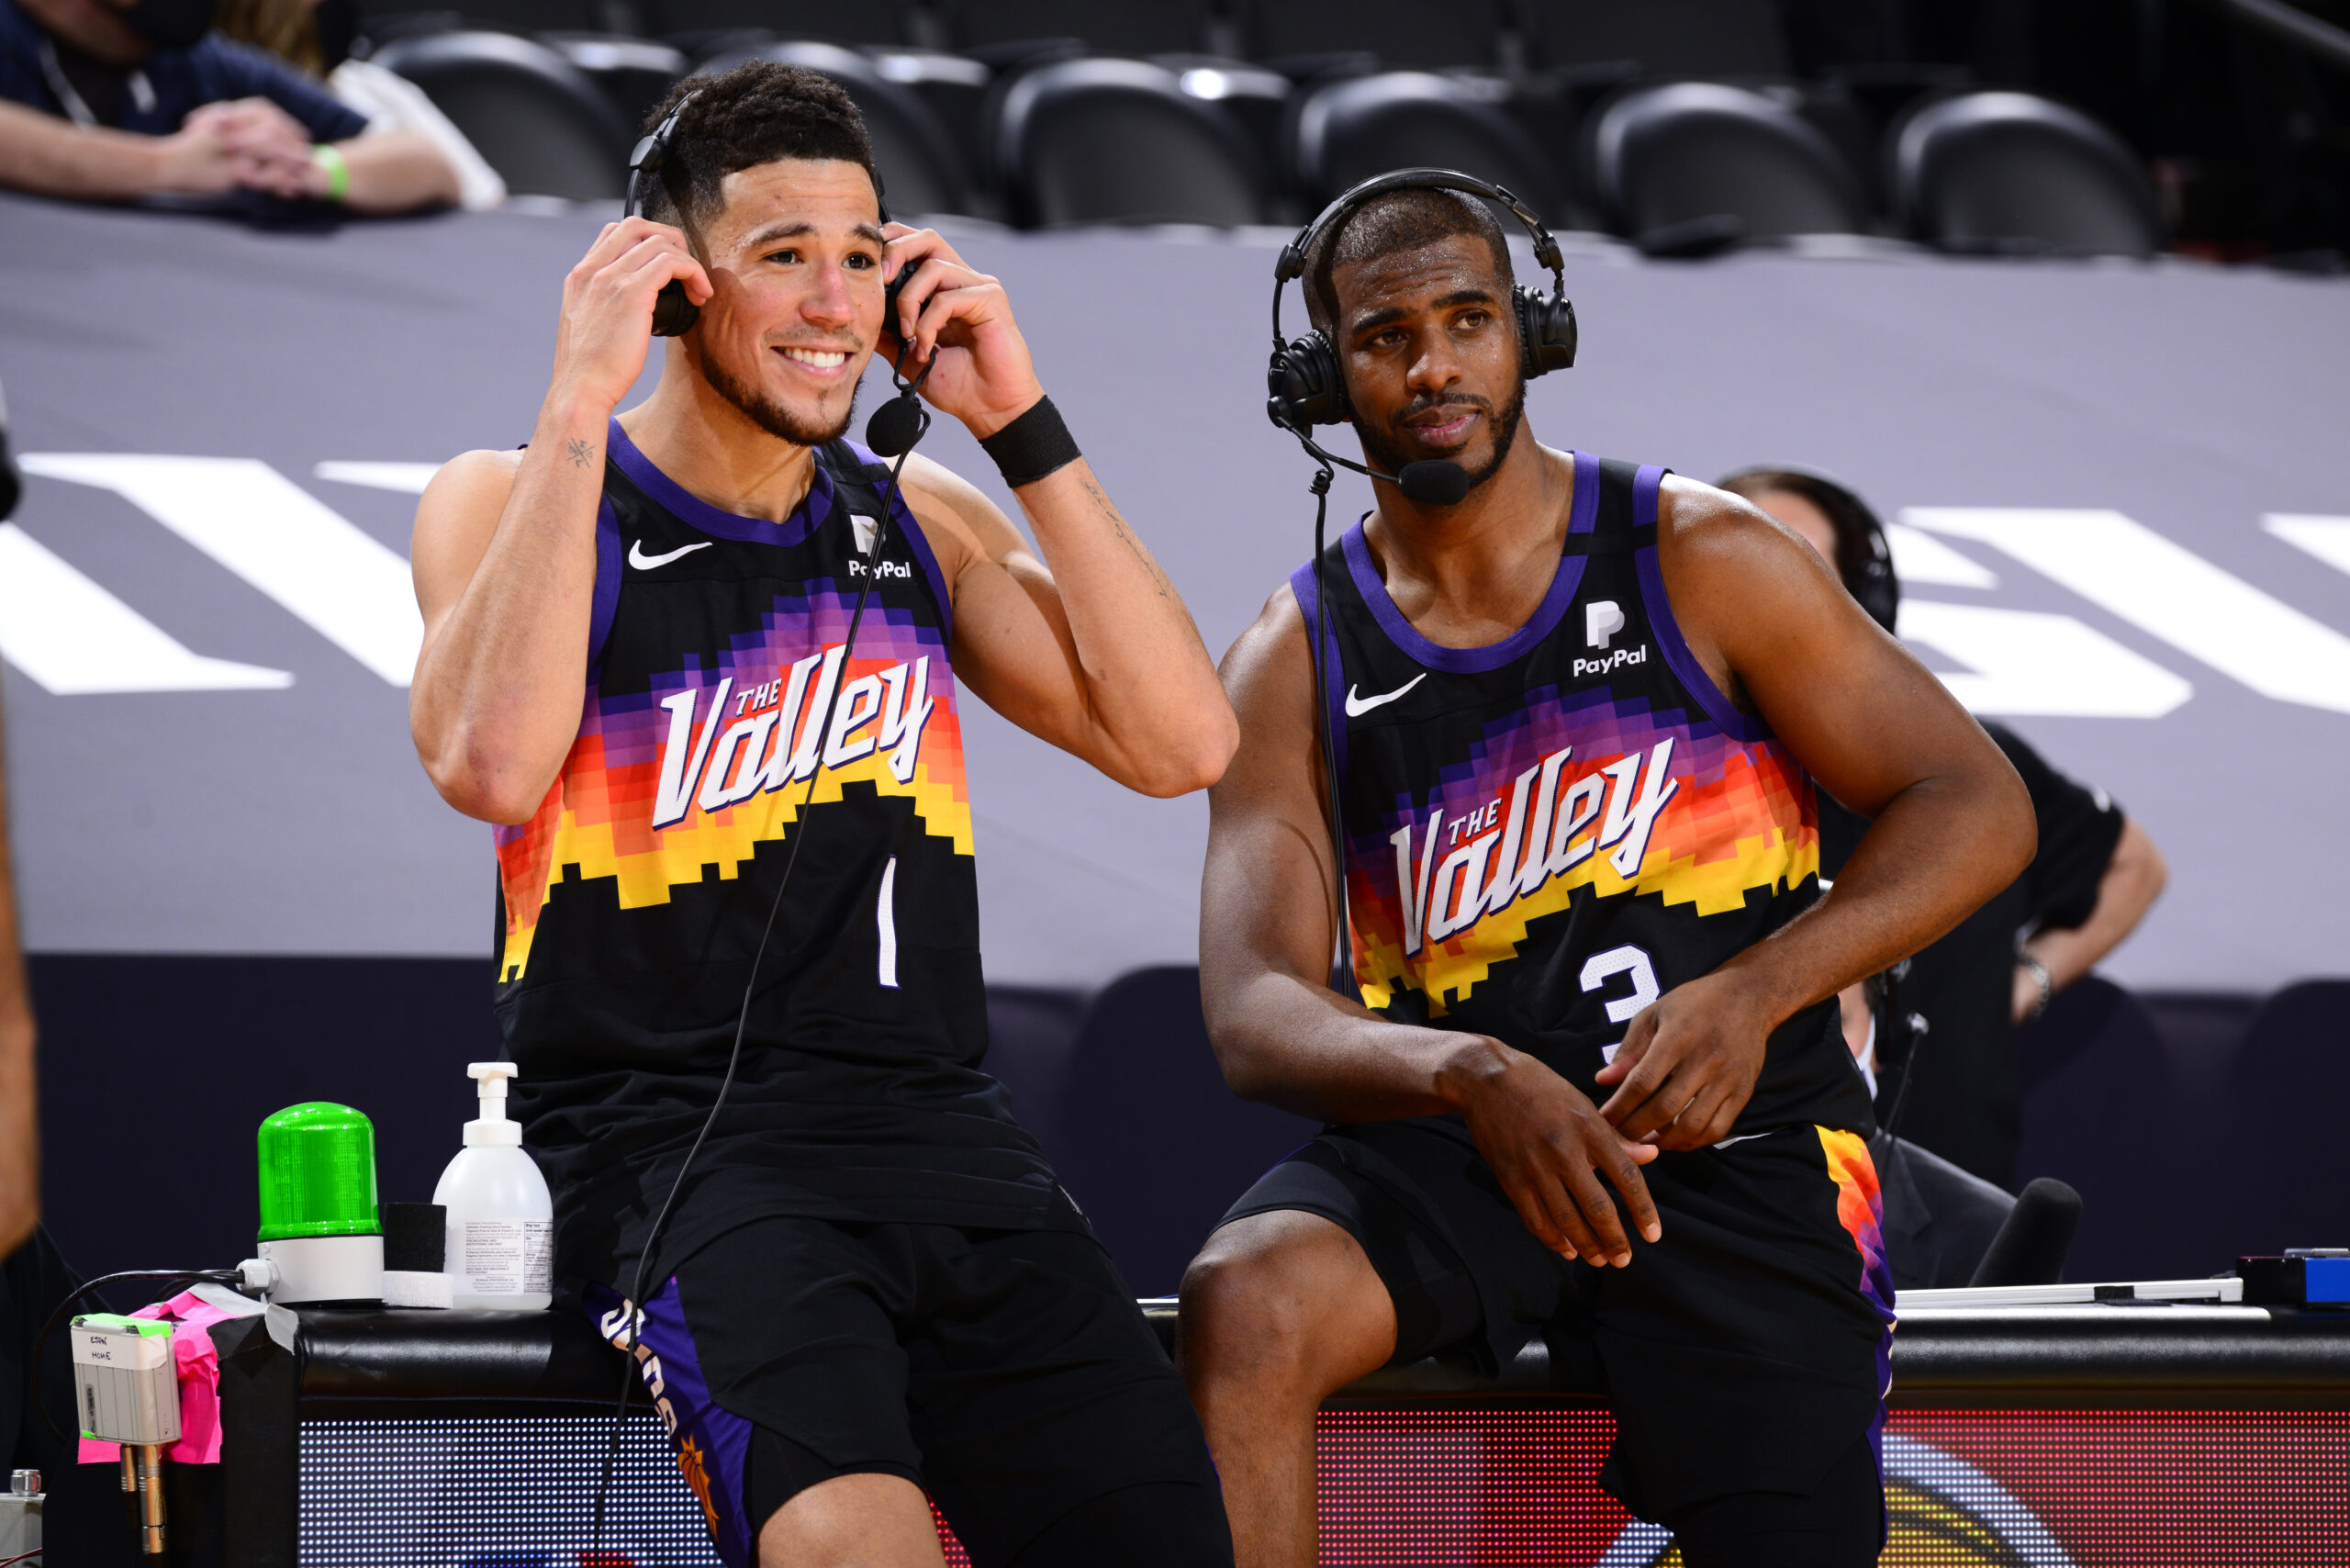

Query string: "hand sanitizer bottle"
[431, 1063, 553, 1310]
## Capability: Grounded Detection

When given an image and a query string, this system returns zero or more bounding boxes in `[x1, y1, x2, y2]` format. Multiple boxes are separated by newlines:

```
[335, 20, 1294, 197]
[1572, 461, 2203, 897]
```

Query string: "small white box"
[69, 1319, 181, 1446]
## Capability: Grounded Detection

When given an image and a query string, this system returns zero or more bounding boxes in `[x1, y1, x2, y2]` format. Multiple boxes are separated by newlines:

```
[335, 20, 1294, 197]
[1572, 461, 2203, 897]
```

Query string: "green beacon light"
[254, 1102, 386, 1305]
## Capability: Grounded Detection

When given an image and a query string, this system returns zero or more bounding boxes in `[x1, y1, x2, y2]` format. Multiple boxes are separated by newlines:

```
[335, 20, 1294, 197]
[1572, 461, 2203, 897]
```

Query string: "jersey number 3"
[1583, 944, 1657, 1064]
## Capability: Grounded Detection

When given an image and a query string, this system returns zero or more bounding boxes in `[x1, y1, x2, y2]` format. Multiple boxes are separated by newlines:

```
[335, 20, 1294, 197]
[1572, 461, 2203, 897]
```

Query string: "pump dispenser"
[431, 1063, 554, 1309]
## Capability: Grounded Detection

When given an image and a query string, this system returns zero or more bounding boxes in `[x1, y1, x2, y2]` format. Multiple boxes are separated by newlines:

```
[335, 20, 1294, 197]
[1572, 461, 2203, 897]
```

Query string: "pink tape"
[76, 1289, 234, 1466]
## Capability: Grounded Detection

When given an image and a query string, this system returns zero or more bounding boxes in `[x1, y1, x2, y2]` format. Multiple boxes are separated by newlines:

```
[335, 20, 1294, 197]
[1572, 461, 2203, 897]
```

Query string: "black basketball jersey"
[1294, 455, 1874, 1137]
[498, 420, 1063, 1284]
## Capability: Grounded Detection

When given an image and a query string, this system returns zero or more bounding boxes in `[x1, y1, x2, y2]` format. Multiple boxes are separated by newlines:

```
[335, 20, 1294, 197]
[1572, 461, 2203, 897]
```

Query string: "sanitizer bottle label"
[459, 1219, 553, 1294]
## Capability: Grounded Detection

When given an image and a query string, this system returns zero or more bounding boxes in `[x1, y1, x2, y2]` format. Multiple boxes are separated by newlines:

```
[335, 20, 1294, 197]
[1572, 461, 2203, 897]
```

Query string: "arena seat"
[994, 57, 1271, 226]
[1585, 81, 1867, 252]
[542, 32, 686, 134]
[372, 29, 632, 200]
[1891, 90, 2165, 258]
[2223, 980, 2350, 1255]
[2012, 977, 2211, 1281]
[693, 39, 974, 215]
[1049, 966, 1319, 1294]
[1291, 70, 1561, 214]
[1237, 0, 1519, 69]
[1152, 53, 1292, 185]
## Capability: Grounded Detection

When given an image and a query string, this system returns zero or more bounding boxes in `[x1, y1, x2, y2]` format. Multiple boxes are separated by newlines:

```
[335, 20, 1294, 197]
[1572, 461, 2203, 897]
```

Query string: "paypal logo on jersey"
[1573, 645, 1650, 679]
[1576, 599, 1650, 678]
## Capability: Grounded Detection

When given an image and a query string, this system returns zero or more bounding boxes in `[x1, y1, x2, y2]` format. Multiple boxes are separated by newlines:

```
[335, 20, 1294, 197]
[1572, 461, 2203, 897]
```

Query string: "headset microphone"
[1280, 423, 1473, 508]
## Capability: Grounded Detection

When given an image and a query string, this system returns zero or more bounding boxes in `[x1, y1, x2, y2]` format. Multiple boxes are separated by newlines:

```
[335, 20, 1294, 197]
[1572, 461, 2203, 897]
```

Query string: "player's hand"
[1595, 970, 1774, 1150]
[546, 218, 712, 416]
[150, 109, 245, 195]
[878, 223, 1044, 440]
[1444, 1042, 1662, 1267]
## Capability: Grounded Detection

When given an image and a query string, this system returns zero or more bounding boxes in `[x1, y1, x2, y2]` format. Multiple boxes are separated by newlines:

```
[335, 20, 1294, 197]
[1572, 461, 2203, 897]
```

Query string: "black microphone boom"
[1288, 426, 1470, 509]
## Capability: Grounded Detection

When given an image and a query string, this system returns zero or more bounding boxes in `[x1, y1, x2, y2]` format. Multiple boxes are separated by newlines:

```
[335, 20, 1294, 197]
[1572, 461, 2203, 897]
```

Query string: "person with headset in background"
[1180, 174, 2036, 1567]
[407, 62, 1238, 1568]
[1718, 467, 2170, 1193]
[0, 0, 460, 210]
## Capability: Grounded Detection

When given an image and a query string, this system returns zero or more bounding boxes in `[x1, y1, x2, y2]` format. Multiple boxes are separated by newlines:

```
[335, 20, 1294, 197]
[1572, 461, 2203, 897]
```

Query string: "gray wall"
[4, 196, 2347, 991]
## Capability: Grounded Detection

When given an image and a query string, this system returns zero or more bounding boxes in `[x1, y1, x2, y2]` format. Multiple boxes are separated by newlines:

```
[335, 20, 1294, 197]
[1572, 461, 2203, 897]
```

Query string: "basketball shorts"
[1219, 1115, 1897, 1528]
[584, 1210, 1232, 1568]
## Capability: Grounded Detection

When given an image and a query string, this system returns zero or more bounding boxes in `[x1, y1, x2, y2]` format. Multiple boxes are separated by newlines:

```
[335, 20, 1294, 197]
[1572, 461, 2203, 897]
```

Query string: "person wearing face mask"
[0, 0, 460, 211]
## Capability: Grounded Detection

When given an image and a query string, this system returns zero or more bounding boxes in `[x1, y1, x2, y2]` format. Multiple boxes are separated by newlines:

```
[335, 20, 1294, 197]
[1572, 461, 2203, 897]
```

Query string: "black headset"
[625, 90, 706, 338]
[1718, 464, 1900, 634]
[1267, 168, 1579, 433]
[626, 87, 904, 342]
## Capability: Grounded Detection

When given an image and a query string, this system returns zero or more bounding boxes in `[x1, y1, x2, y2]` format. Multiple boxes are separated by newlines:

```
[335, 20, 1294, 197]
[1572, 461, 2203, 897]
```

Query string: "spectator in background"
[1721, 465, 2169, 1193]
[216, 0, 506, 208]
[0, 0, 461, 211]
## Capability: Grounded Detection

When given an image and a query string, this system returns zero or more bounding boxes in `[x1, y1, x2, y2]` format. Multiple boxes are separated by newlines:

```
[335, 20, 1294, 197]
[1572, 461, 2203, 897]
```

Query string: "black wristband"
[978, 396, 1081, 488]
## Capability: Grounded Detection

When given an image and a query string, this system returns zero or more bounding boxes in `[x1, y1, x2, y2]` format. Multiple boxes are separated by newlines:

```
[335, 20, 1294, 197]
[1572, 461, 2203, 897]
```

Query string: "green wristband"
[310, 142, 350, 203]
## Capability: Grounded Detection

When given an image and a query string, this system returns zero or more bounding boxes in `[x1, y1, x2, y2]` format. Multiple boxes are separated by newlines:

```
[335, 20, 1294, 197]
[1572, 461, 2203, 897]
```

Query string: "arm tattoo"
[1079, 475, 1173, 601]
[565, 437, 592, 469]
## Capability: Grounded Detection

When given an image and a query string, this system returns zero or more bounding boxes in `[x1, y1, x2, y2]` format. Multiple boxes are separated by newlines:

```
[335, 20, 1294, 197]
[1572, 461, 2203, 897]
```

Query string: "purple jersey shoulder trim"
[840, 439, 953, 644]
[587, 495, 621, 670]
[606, 418, 835, 546]
[1630, 465, 1773, 743]
[1567, 447, 1602, 533]
[1288, 554, 1350, 788]
[1341, 450, 1598, 674]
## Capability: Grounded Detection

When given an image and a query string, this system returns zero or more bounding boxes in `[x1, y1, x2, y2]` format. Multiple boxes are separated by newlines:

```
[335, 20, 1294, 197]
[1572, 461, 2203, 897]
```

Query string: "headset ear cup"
[1516, 286, 1578, 377]
[1267, 331, 1349, 429]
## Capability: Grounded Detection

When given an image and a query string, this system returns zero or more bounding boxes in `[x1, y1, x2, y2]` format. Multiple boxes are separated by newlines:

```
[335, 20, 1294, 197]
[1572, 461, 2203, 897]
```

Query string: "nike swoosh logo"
[628, 539, 713, 570]
[1345, 673, 1427, 717]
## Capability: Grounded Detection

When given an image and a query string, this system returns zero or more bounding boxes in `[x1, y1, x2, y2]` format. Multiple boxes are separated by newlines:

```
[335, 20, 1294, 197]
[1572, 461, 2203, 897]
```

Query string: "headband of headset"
[1722, 463, 1901, 634]
[1268, 168, 1576, 431]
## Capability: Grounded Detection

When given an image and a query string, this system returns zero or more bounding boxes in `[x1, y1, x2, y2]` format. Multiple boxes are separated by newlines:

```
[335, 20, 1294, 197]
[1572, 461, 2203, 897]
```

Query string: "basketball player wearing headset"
[1180, 174, 2036, 1565]
[408, 64, 1237, 1568]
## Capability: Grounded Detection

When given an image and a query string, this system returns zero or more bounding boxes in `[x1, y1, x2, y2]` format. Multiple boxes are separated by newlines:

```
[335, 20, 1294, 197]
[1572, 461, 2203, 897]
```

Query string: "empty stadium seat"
[995, 57, 1270, 226]
[2224, 980, 2350, 1255]
[2012, 978, 2211, 1281]
[372, 29, 631, 200]
[1586, 81, 1867, 252]
[864, 45, 994, 155]
[942, 0, 1207, 54]
[1049, 966, 1319, 1294]
[1239, 0, 1520, 69]
[542, 32, 686, 133]
[1153, 53, 1291, 185]
[694, 39, 974, 216]
[1891, 91, 2164, 258]
[1292, 70, 1561, 214]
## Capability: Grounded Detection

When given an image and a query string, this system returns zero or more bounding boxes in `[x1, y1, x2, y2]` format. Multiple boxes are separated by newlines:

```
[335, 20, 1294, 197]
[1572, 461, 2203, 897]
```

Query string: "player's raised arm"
[408, 218, 711, 823]
[879, 225, 1237, 798]
[1593, 478, 2035, 1147]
